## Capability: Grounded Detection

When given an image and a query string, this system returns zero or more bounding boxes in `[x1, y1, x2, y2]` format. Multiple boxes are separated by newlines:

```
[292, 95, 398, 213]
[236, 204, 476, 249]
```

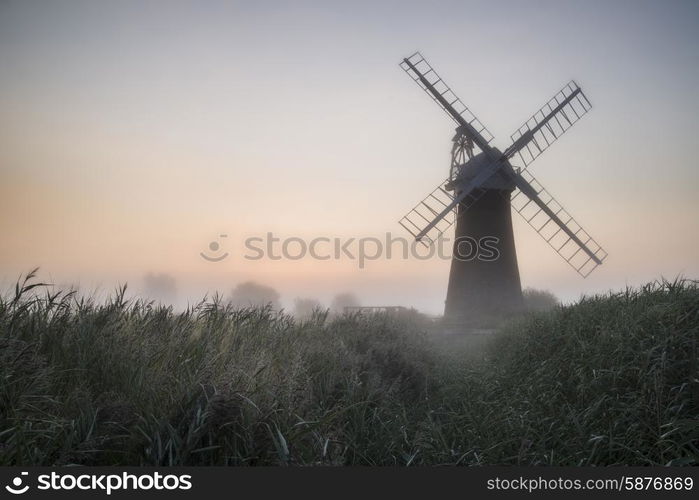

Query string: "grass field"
[1, 271, 697, 465]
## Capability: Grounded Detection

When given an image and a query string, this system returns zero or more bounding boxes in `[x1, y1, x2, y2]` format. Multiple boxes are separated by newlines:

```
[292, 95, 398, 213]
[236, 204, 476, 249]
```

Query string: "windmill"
[398, 52, 608, 326]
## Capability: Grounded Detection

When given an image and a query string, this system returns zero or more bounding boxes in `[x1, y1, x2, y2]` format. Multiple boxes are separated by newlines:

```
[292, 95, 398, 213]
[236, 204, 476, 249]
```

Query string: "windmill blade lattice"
[509, 168, 608, 277]
[400, 52, 495, 148]
[506, 81, 592, 168]
[398, 178, 457, 245]
[398, 177, 489, 246]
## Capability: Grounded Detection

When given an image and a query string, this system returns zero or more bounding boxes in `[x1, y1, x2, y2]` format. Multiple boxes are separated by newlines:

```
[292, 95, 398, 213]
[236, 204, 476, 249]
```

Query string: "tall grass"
[1, 271, 697, 465]
[425, 279, 698, 465]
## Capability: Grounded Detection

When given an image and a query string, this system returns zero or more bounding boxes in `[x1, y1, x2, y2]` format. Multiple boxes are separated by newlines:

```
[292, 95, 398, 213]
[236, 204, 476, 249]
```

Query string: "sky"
[1, 0, 698, 313]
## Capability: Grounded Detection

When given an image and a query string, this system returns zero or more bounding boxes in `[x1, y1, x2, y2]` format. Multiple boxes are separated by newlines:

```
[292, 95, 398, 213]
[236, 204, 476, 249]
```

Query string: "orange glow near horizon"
[1, 1, 698, 313]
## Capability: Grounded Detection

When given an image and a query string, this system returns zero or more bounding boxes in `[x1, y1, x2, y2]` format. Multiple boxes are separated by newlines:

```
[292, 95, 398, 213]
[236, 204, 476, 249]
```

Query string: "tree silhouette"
[330, 292, 360, 314]
[229, 281, 281, 310]
[143, 272, 177, 304]
[293, 297, 324, 319]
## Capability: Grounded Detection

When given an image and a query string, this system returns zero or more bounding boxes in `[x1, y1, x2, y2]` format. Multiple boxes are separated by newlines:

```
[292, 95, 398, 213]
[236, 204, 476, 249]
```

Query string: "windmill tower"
[398, 52, 608, 327]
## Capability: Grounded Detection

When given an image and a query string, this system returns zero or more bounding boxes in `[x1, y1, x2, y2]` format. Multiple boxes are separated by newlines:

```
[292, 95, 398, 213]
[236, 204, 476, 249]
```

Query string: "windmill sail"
[400, 52, 494, 153]
[399, 159, 504, 244]
[508, 167, 607, 277]
[399, 178, 458, 245]
[504, 81, 591, 168]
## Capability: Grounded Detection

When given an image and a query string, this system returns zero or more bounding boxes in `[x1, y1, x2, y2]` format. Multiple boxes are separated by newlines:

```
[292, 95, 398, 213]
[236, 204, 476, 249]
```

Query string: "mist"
[1, 0, 698, 314]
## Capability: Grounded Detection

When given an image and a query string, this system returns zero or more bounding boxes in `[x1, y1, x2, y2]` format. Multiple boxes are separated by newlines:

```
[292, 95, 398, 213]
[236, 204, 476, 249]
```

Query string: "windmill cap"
[451, 151, 515, 191]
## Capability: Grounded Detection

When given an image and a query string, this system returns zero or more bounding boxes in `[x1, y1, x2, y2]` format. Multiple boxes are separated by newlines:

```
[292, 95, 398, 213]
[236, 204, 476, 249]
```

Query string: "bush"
[522, 287, 559, 312]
